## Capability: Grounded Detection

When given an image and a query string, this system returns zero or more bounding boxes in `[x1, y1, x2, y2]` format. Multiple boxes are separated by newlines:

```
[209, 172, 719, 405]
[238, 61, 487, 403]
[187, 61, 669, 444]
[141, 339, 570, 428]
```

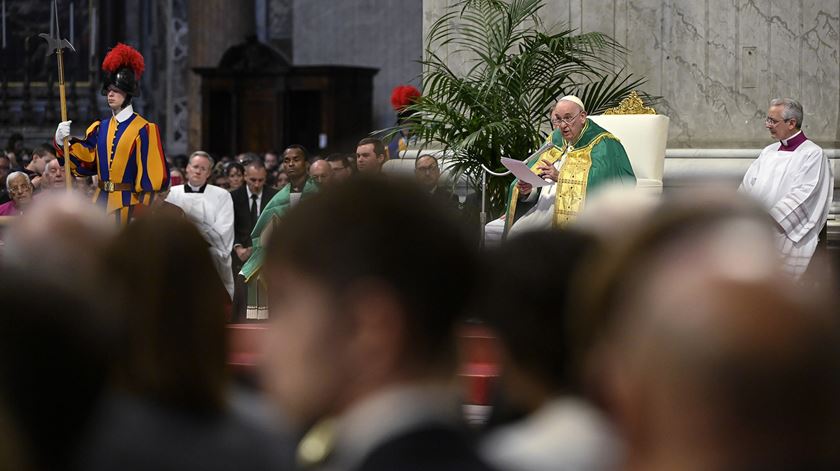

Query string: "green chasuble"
[504, 119, 635, 232]
[240, 179, 319, 319]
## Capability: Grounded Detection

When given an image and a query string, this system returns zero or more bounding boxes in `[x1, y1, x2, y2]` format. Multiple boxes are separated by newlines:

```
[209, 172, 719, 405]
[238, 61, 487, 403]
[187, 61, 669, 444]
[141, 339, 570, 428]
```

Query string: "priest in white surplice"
[740, 98, 833, 278]
[166, 151, 235, 298]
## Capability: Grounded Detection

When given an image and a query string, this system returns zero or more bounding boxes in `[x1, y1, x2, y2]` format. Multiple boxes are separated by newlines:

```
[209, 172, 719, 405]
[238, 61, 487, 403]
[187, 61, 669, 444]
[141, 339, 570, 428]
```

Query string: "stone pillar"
[187, 0, 256, 154]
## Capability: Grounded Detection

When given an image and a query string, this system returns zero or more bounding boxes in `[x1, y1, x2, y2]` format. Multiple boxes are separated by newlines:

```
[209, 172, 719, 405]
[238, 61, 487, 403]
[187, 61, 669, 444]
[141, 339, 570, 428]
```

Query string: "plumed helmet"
[390, 85, 421, 112]
[390, 85, 421, 124]
[100, 43, 145, 97]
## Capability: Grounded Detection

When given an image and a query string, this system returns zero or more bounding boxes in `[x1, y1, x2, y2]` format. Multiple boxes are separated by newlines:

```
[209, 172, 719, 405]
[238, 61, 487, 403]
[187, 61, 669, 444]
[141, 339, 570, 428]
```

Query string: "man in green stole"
[505, 95, 635, 237]
[240, 178, 319, 319]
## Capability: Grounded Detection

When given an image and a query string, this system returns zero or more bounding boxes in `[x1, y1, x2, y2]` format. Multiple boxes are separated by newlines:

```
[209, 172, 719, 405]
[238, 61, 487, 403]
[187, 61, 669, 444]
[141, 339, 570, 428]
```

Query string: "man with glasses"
[740, 98, 833, 278]
[325, 153, 353, 182]
[0, 172, 34, 216]
[309, 159, 334, 186]
[415, 155, 449, 199]
[505, 95, 635, 237]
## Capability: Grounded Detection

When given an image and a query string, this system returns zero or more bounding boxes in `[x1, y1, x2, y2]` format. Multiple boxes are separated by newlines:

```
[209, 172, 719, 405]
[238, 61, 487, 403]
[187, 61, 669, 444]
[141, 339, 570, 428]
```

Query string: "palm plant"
[392, 0, 652, 216]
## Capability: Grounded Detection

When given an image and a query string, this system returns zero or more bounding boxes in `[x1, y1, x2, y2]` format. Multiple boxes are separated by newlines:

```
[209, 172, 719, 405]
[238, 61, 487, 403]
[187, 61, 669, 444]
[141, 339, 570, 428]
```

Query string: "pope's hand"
[536, 159, 558, 182]
[55, 121, 72, 146]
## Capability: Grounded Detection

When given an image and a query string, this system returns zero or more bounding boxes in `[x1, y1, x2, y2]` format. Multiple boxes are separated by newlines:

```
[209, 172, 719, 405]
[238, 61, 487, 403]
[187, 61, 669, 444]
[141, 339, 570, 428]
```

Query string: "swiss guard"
[54, 43, 169, 224]
[386, 84, 421, 160]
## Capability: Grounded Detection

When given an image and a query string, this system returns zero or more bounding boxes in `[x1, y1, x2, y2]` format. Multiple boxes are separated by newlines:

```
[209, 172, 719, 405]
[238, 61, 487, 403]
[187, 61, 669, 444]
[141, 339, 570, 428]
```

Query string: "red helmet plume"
[102, 43, 145, 79]
[390, 85, 421, 111]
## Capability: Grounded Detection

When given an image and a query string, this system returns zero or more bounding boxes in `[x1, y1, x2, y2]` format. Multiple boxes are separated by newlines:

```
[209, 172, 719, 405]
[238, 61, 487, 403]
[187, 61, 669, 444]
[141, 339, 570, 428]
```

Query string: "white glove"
[55, 121, 72, 147]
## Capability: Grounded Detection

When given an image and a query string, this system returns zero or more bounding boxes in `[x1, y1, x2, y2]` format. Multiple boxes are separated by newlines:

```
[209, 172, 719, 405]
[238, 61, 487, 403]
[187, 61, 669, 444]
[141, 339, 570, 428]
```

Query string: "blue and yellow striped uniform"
[55, 110, 170, 224]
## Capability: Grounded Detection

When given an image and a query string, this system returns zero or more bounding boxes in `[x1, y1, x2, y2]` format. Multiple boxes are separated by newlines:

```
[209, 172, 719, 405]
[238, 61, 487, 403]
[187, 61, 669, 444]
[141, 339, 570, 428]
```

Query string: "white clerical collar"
[246, 186, 261, 199]
[187, 183, 204, 193]
[113, 104, 134, 123]
[780, 130, 802, 147]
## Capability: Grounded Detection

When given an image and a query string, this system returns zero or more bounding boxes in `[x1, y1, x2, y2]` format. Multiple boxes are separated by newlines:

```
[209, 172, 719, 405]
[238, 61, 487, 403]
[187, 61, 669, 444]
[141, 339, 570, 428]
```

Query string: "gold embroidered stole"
[505, 143, 564, 229]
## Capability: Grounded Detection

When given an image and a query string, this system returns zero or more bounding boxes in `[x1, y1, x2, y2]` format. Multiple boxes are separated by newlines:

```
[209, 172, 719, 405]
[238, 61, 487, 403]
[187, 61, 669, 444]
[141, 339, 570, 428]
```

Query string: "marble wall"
[423, 0, 840, 149]
[293, 0, 424, 132]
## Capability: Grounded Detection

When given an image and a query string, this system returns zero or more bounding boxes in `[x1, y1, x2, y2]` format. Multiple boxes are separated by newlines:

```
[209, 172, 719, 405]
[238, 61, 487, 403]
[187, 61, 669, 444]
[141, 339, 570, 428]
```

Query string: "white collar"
[113, 104, 134, 123]
[780, 130, 802, 146]
[246, 186, 261, 199]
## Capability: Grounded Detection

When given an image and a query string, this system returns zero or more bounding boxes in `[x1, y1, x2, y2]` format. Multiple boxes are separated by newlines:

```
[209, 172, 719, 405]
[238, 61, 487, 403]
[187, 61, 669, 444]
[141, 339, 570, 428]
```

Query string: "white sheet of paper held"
[501, 157, 553, 187]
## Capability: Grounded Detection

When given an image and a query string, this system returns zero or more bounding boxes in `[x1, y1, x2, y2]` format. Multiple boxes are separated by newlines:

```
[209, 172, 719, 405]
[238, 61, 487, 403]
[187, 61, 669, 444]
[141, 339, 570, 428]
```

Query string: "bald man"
[42, 158, 67, 191]
[505, 96, 635, 238]
[590, 198, 840, 471]
[309, 159, 333, 186]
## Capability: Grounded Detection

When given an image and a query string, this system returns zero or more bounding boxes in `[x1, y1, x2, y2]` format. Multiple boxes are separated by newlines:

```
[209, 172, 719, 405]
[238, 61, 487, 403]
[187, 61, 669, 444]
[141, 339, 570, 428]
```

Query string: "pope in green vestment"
[505, 96, 635, 236]
[240, 179, 319, 319]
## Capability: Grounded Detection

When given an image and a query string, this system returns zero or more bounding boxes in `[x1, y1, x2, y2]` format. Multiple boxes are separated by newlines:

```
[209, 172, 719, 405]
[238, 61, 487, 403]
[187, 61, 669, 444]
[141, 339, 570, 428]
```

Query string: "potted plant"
[389, 0, 653, 217]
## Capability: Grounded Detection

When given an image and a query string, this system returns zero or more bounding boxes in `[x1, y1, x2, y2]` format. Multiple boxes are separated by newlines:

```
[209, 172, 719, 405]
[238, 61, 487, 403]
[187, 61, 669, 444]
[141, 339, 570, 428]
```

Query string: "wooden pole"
[56, 47, 72, 193]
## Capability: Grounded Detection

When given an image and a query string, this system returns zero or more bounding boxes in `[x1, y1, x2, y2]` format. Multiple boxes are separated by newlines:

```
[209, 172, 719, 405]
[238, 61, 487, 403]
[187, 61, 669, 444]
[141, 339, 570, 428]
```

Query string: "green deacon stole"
[241, 178, 320, 283]
[504, 119, 635, 233]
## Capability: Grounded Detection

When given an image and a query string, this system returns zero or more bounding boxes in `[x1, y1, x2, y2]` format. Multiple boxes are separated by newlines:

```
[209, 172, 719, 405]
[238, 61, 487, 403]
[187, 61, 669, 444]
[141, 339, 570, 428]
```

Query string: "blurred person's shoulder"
[480, 397, 621, 471]
[78, 392, 293, 471]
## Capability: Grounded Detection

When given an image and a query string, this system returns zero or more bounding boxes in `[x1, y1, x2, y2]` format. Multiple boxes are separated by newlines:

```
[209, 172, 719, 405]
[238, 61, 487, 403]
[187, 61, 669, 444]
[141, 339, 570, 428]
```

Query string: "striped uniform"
[55, 105, 169, 224]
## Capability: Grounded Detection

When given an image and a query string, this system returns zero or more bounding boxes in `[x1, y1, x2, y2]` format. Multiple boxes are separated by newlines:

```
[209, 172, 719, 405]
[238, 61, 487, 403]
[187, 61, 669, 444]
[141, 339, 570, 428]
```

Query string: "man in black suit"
[416, 154, 481, 246]
[261, 178, 495, 471]
[231, 159, 278, 321]
[415, 154, 456, 205]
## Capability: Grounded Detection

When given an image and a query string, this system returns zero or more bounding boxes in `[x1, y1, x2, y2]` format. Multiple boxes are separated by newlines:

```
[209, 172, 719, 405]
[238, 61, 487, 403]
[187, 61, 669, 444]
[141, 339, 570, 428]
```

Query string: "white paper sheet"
[501, 157, 553, 187]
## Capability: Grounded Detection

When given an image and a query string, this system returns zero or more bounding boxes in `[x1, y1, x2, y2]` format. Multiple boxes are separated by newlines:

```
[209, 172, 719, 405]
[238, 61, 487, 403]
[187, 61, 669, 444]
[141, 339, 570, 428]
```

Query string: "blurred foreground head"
[0, 269, 114, 471]
[480, 229, 601, 410]
[586, 192, 840, 471]
[261, 177, 478, 429]
[104, 212, 230, 414]
[3, 192, 116, 292]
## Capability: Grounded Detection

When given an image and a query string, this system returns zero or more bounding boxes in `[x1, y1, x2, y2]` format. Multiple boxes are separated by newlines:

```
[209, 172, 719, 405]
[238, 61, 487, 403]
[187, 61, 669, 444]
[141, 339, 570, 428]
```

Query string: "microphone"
[522, 140, 556, 164]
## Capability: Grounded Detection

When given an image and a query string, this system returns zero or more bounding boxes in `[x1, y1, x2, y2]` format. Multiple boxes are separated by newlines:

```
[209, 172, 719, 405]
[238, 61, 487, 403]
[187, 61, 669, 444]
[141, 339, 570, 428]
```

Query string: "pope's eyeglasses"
[550, 111, 582, 127]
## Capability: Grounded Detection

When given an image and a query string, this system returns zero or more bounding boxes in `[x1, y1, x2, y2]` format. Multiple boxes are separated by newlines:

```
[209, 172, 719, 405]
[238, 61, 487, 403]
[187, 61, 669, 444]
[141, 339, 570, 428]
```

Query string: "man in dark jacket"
[231, 159, 278, 320]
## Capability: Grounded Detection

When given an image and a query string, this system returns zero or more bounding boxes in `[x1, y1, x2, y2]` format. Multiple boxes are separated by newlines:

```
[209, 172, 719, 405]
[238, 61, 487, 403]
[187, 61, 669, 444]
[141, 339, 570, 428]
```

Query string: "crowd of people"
[0, 39, 837, 471]
[1, 162, 838, 471]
